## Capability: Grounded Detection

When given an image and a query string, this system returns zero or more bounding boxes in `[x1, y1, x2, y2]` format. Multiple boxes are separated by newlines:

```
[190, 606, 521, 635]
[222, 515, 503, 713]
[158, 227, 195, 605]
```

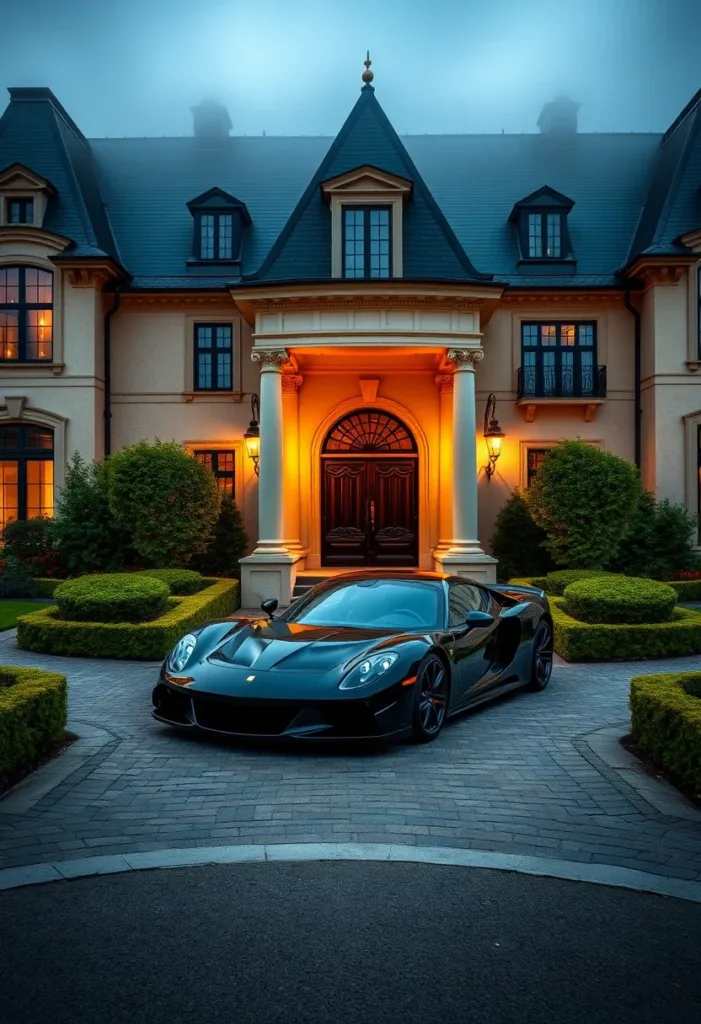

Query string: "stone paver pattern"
[1, 628, 701, 880]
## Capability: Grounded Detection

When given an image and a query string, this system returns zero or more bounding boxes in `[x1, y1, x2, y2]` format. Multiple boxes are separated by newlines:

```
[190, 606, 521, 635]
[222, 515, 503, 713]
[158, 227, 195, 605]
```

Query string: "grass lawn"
[0, 600, 47, 631]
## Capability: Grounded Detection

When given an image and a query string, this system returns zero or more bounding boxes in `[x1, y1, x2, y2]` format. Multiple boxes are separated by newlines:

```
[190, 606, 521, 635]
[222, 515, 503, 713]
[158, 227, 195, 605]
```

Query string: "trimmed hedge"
[510, 574, 701, 603]
[562, 576, 677, 625]
[539, 570, 617, 596]
[136, 568, 203, 595]
[668, 579, 701, 602]
[16, 578, 239, 660]
[54, 574, 171, 624]
[0, 666, 67, 781]
[551, 598, 701, 661]
[36, 577, 61, 598]
[630, 672, 701, 793]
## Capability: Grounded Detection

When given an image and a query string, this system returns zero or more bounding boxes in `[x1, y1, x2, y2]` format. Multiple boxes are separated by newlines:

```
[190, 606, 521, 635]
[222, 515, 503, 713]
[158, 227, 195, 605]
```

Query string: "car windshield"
[288, 579, 443, 631]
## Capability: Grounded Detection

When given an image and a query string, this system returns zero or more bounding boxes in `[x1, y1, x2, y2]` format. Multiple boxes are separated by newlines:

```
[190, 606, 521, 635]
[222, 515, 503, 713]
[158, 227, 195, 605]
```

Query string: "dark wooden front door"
[322, 458, 418, 567]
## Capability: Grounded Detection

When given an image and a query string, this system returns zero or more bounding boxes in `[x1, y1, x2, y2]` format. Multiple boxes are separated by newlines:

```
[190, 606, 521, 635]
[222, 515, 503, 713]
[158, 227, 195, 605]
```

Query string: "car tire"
[529, 618, 553, 691]
[411, 653, 449, 743]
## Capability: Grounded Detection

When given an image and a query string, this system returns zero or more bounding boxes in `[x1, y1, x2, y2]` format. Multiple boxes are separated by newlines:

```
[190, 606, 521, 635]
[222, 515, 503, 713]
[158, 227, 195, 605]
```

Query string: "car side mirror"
[261, 598, 279, 621]
[465, 610, 495, 629]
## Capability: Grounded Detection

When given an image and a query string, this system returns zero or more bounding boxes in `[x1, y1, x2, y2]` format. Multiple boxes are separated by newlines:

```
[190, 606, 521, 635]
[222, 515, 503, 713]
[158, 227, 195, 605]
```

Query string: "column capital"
[251, 347, 290, 370]
[281, 373, 304, 394]
[447, 347, 484, 370]
[434, 374, 454, 394]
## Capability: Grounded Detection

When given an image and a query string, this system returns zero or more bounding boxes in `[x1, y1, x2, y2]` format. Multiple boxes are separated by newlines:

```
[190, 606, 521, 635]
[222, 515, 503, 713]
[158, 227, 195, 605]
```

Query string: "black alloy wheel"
[412, 654, 449, 743]
[529, 619, 553, 690]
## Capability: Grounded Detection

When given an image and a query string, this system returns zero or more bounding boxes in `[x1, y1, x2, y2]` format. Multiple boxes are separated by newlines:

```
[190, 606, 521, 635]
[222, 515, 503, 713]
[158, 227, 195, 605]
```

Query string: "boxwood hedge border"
[0, 666, 68, 781]
[16, 578, 239, 660]
[508, 575, 701, 602]
[630, 672, 701, 793]
[550, 599, 701, 661]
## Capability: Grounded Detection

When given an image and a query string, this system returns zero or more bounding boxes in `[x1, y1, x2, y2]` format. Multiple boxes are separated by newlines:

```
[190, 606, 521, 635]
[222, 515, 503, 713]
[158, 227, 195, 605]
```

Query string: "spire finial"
[362, 50, 374, 86]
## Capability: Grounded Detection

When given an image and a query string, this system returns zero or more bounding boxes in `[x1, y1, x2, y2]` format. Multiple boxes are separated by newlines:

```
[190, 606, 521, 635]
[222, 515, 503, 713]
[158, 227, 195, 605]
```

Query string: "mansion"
[0, 62, 700, 606]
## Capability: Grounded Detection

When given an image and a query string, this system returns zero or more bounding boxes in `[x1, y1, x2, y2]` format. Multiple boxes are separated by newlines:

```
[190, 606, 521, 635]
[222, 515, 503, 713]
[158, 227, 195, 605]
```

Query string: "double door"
[322, 458, 418, 567]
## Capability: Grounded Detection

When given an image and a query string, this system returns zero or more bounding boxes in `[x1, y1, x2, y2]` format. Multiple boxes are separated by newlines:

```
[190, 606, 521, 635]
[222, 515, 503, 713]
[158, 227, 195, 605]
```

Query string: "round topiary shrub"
[136, 569, 203, 596]
[54, 574, 170, 624]
[543, 569, 618, 596]
[562, 576, 678, 625]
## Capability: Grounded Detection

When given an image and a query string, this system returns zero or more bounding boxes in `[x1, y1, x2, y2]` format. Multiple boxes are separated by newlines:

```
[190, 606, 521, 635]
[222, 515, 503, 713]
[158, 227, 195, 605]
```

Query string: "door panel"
[322, 461, 368, 566]
[370, 460, 418, 566]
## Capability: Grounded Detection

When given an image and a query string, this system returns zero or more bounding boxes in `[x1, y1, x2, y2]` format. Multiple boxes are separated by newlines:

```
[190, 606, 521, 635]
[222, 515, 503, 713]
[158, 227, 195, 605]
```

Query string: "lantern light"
[483, 393, 505, 480]
[243, 394, 260, 476]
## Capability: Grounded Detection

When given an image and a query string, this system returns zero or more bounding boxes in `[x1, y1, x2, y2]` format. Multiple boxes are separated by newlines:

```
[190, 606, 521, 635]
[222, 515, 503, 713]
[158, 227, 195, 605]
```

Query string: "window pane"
[195, 452, 213, 471]
[578, 324, 594, 346]
[36, 270, 53, 304]
[581, 349, 594, 395]
[0, 460, 18, 529]
[24, 426, 53, 450]
[528, 213, 542, 257]
[561, 325, 575, 346]
[522, 324, 539, 347]
[26, 309, 53, 359]
[344, 209, 365, 278]
[0, 268, 19, 304]
[218, 215, 233, 259]
[546, 213, 561, 257]
[0, 426, 19, 449]
[0, 311, 19, 359]
[216, 351, 231, 389]
[26, 459, 54, 518]
[527, 448, 548, 487]
[561, 349, 574, 395]
[196, 325, 213, 349]
[194, 450, 235, 496]
[369, 207, 391, 278]
[215, 325, 231, 348]
[541, 325, 556, 346]
[8, 199, 33, 224]
[200, 215, 215, 259]
[448, 583, 488, 626]
[197, 353, 212, 389]
[542, 350, 556, 395]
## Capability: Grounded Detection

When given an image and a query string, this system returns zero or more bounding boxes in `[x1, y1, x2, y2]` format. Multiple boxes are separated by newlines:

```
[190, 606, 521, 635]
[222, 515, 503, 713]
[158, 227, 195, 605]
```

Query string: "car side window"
[448, 583, 490, 627]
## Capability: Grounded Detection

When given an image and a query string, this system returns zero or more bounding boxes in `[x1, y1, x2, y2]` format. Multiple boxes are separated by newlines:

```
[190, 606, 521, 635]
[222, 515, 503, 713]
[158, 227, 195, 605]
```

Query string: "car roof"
[313, 570, 471, 585]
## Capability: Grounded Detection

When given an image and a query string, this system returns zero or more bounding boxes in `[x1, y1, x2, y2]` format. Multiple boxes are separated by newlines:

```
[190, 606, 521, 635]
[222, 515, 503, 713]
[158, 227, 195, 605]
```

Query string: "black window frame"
[7, 197, 34, 225]
[0, 265, 54, 363]
[698, 266, 701, 360]
[525, 447, 550, 487]
[193, 323, 234, 392]
[342, 205, 392, 280]
[524, 211, 564, 259]
[0, 423, 54, 524]
[196, 212, 235, 261]
[447, 581, 491, 626]
[698, 425, 701, 544]
[194, 449, 236, 498]
[520, 321, 599, 399]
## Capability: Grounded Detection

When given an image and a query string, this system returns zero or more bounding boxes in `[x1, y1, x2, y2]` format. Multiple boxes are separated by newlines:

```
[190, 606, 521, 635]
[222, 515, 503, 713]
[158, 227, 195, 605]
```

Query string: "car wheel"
[412, 654, 449, 743]
[529, 619, 553, 691]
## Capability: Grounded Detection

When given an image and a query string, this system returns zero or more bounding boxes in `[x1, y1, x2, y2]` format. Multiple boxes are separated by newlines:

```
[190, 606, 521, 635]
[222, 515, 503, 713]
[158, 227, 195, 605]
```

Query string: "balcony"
[516, 365, 607, 422]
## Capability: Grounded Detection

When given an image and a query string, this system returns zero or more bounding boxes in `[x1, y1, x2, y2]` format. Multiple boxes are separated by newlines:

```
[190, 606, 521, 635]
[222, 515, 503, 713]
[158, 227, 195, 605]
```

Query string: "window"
[343, 206, 391, 279]
[198, 213, 234, 260]
[7, 198, 34, 225]
[527, 212, 562, 258]
[194, 450, 235, 496]
[448, 583, 490, 627]
[520, 322, 601, 398]
[193, 324, 233, 390]
[0, 424, 54, 529]
[526, 448, 549, 487]
[698, 425, 701, 543]
[0, 266, 53, 362]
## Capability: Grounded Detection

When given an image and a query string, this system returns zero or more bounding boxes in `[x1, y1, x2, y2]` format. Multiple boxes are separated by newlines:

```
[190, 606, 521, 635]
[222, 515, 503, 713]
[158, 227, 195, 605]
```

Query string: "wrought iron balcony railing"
[517, 364, 607, 400]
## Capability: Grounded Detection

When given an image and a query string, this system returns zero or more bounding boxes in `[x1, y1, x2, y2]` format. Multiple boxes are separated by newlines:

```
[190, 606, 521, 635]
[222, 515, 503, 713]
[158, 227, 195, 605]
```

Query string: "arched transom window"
[322, 409, 417, 453]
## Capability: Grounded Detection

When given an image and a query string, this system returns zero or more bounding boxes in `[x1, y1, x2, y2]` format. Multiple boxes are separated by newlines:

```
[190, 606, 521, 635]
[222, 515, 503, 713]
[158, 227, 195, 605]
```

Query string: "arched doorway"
[321, 409, 418, 567]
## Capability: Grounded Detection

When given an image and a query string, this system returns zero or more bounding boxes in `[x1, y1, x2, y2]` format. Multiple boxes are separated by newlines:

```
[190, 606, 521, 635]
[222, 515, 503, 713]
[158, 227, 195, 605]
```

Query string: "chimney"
[191, 99, 232, 139]
[537, 94, 579, 135]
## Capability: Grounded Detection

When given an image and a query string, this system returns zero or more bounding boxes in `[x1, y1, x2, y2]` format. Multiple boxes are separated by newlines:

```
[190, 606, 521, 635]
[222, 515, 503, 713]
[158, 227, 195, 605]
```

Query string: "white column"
[450, 348, 483, 552]
[434, 374, 454, 551]
[251, 348, 287, 554]
[281, 373, 303, 552]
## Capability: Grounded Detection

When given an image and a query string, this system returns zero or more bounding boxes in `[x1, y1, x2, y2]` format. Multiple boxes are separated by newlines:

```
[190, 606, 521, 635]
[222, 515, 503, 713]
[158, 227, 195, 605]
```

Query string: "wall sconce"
[483, 393, 505, 480]
[243, 393, 260, 476]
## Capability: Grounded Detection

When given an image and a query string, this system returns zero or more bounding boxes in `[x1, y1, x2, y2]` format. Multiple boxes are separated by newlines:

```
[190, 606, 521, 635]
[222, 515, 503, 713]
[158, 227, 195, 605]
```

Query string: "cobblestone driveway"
[1, 629, 701, 880]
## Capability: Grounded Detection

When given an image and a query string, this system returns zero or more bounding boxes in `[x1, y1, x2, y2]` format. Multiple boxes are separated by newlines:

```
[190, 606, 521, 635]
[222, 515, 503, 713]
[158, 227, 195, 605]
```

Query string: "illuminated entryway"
[321, 409, 418, 567]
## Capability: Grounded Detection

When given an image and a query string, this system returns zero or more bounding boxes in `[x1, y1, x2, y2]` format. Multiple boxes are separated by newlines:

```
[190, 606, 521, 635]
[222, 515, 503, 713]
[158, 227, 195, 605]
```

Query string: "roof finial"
[362, 51, 374, 87]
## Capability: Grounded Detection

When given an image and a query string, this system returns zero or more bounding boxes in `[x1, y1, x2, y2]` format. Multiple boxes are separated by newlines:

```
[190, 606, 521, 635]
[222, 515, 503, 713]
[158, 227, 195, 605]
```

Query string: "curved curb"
[1, 842, 700, 902]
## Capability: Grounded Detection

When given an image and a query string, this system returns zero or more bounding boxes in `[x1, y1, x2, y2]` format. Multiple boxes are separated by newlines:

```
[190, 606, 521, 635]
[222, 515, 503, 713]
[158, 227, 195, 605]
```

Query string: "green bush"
[54, 574, 170, 623]
[137, 568, 203, 596]
[608, 494, 699, 580]
[35, 577, 60, 598]
[108, 441, 219, 568]
[0, 556, 39, 598]
[0, 666, 67, 782]
[562, 576, 677, 625]
[192, 493, 248, 577]
[551, 599, 701, 661]
[2, 516, 55, 560]
[525, 441, 641, 568]
[16, 578, 239, 660]
[490, 492, 555, 580]
[52, 454, 134, 574]
[669, 579, 701, 602]
[539, 569, 616, 596]
[630, 672, 701, 793]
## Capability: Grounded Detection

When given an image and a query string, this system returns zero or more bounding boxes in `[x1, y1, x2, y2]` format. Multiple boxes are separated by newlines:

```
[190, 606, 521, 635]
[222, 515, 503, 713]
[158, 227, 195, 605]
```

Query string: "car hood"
[207, 621, 403, 674]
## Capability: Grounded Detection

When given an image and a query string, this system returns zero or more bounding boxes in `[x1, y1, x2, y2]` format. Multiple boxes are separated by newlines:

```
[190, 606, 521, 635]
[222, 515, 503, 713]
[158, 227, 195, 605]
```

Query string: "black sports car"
[152, 571, 553, 744]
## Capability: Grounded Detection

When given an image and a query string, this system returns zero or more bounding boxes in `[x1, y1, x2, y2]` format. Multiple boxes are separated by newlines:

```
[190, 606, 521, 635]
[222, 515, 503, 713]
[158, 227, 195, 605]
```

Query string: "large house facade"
[0, 63, 700, 606]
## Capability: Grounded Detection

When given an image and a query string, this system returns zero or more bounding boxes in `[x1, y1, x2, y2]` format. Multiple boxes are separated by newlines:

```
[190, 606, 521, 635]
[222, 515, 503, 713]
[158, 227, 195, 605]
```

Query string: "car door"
[447, 582, 500, 705]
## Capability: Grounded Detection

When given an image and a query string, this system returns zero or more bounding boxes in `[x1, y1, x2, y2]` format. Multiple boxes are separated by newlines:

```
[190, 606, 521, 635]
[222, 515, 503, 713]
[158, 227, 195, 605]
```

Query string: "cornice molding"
[53, 259, 125, 288]
[120, 293, 237, 309]
[249, 295, 483, 313]
[0, 226, 70, 252]
[501, 291, 625, 306]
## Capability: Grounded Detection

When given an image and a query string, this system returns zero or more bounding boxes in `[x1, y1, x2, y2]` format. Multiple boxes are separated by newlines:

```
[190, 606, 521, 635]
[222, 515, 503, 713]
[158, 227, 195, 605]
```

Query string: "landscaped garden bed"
[629, 671, 701, 801]
[0, 666, 68, 789]
[16, 574, 239, 660]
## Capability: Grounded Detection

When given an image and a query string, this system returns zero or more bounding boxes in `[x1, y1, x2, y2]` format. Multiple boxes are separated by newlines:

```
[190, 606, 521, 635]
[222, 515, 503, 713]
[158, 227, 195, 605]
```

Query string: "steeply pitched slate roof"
[255, 85, 490, 283]
[0, 88, 120, 261]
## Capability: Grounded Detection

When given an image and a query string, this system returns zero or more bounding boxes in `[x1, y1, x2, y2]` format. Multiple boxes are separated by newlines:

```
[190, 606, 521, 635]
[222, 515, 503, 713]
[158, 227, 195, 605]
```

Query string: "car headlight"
[168, 633, 197, 672]
[339, 652, 399, 690]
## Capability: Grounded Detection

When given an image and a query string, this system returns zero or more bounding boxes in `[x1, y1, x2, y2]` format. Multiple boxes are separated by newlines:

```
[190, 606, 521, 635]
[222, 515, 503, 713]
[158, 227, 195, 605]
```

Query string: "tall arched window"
[0, 424, 54, 528]
[0, 266, 53, 362]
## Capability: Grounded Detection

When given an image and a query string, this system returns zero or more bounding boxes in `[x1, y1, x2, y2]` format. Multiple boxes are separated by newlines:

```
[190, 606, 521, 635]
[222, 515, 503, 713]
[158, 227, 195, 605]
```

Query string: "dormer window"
[7, 198, 34, 225]
[187, 187, 251, 268]
[343, 206, 391, 279]
[0, 163, 56, 229]
[509, 186, 575, 270]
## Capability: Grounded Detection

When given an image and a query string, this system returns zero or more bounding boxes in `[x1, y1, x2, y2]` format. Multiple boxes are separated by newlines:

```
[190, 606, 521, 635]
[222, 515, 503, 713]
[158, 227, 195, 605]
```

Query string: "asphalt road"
[2, 862, 700, 1024]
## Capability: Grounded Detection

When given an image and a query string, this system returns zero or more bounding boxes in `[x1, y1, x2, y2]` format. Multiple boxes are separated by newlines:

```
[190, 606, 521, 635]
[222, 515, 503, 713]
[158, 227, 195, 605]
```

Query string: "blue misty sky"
[3, 0, 701, 137]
